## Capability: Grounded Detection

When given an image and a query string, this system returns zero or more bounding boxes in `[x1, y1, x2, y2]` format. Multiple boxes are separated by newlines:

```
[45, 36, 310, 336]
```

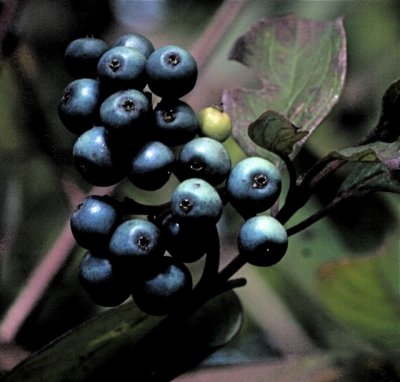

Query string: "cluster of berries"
[58, 33, 288, 315]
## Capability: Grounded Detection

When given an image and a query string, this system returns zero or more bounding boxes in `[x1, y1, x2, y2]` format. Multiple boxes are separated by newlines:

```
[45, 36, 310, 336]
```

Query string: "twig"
[286, 194, 349, 236]
[186, 0, 250, 110]
[189, 0, 250, 72]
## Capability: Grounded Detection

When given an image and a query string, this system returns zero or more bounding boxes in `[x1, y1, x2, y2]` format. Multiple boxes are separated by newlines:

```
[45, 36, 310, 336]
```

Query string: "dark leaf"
[362, 78, 400, 144]
[336, 140, 400, 196]
[222, 15, 346, 158]
[338, 162, 400, 196]
[248, 110, 308, 156]
[3, 291, 243, 381]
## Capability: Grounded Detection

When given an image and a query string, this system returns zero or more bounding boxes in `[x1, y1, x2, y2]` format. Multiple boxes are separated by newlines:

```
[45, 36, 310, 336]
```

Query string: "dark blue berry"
[227, 157, 281, 216]
[153, 99, 199, 146]
[177, 137, 231, 186]
[64, 37, 108, 78]
[171, 178, 223, 225]
[132, 256, 192, 315]
[129, 141, 175, 191]
[58, 78, 101, 134]
[97, 46, 147, 91]
[238, 215, 288, 266]
[146, 45, 197, 98]
[73, 126, 127, 186]
[70, 195, 122, 253]
[79, 252, 131, 307]
[160, 214, 210, 263]
[113, 33, 155, 59]
[99, 89, 151, 136]
[109, 219, 165, 263]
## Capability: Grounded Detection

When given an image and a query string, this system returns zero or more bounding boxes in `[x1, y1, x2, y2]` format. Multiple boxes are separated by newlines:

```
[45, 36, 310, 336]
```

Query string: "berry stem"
[217, 254, 246, 284]
[120, 197, 171, 216]
[194, 225, 220, 291]
[286, 191, 355, 236]
[215, 277, 247, 295]
[273, 154, 297, 220]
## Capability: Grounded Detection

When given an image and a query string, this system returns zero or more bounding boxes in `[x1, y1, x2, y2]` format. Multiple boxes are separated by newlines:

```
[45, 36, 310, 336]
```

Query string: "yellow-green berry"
[198, 105, 232, 142]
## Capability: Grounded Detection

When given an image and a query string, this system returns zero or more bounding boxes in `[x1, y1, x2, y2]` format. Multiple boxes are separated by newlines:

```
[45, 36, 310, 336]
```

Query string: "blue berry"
[153, 99, 199, 146]
[109, 219, 165, 263]
[160, 214, 210, 263]
[64, 37, 108, 78]
[99, 89, 151, 136]
[132, 256, 192, 315]
[73, 126, 127, 186]
[171, 178, 223, 225]
[227, 157, 281, 216]
[238, 215, 288, 266]
[79, 252, 131, 307]
[58, 78, 101, 134]
[146, 45, 197, 98]
[113, 33, 155, 59]
[70, 195, 121, 253]
[97, 46, 147, 91]
[177, 137, 231, 186]
[129, 141, 175, 191]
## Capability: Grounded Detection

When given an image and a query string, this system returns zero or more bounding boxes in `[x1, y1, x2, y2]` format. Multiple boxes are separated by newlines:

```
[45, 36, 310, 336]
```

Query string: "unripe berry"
[198, 105, 232, 142]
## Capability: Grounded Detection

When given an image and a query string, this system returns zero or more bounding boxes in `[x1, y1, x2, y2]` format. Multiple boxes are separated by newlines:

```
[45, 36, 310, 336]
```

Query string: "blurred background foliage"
[0, 0, 399, 380]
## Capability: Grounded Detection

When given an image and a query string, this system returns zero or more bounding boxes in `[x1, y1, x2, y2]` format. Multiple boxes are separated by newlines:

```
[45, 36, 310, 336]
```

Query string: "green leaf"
[338, 162, 400, 195]
[3, 291, 243, 381]
[222, 15, 346, 158]
[362, 78, 400, 144]
[248, 110, 308, 156]
[317, 253, 400, 349]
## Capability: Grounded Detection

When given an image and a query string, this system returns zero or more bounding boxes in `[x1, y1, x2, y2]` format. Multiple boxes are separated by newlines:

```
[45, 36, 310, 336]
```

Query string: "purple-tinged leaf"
[222, 15, 346, 158]
[331, 140, 400, 170]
